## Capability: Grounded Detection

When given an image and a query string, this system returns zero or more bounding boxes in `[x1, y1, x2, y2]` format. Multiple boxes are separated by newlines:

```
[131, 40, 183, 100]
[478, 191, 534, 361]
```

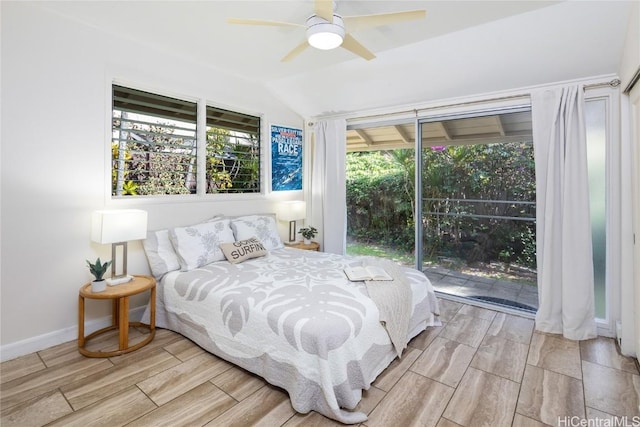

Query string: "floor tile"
[439, 312, 492, 347]
[411, 337, 476, 387]
[127, 381, 237, 427]
[353, 385, 386, 416]
[408, 324, 444, 351]
[0, 357, 113, 410]
[512, 413, 551, 426]
[580, 337, 639, 374]
[0, 389, 72, 427]
[2, 300, 637, 426]
[582, 360, 640, 417]
[283, 411, 346, 427]
[585, 407, 632, 425]
[0, 353, 45, 385]
[368, 371, 454, 427]
[61, 348, 180, 410]
[442, 367, 519, 427]
[164, 337, 207, 361]
[458, 304, 497, 321]
[372, 347, 421, 392]
[516, 364, 585, 425]
[470, 334, 529, 382]
[37, 340, 82, 368]
[527, 332, 582, 379]
[436, 417, 463, 427]
[435, 299, 464, 323]
[486, 312, 534, 344]
[48, 386, 156, 427]
[137, 351, 232, 406]
[211, 365, 267, 401]
[203, 384, 295, 426]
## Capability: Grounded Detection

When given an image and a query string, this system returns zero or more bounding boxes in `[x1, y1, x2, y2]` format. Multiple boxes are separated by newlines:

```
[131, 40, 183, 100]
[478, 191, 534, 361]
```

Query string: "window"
[205, 106, 260, 194]
[112, 85, 261, 196]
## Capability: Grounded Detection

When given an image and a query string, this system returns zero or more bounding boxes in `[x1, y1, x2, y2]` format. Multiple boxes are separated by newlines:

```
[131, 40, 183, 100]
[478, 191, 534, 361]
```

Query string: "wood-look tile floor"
[2, 299, 639, 427]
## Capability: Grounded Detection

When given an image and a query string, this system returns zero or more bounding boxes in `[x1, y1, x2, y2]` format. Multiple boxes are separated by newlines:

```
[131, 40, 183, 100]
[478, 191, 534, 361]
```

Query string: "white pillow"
[142, 229, 181, 279]
[231, 215, 284, 250]
[169, 219, 235, 271]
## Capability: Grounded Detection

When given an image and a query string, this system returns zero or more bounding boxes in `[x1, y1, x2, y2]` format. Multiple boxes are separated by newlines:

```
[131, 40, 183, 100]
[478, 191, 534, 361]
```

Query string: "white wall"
[0, 2, 303, 359]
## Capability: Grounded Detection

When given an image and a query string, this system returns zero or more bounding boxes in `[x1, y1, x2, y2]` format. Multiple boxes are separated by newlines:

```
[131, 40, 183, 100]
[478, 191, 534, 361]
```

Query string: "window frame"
[109, 83, 265, 201]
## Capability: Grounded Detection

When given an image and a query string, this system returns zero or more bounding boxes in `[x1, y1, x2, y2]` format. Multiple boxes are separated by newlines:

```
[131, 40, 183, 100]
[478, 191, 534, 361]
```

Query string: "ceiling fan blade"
[281, 40, 310, 62]
[226, 18, 304, 28]
[341, 34, 375, 61]
[314, 0, 334, 22]
[343, 10, 426, 32]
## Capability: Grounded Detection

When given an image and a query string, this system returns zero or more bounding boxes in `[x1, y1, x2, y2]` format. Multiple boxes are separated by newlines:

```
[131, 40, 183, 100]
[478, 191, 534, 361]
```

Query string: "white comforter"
[142, 247, 439, 423]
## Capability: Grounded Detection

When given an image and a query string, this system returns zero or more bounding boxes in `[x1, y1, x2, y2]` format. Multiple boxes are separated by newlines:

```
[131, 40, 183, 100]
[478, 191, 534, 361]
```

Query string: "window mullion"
[197, 99, 207, 196]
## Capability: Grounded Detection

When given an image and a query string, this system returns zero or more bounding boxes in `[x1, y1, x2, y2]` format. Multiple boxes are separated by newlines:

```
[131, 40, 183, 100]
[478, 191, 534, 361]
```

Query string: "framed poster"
[271, 125, 303, 191]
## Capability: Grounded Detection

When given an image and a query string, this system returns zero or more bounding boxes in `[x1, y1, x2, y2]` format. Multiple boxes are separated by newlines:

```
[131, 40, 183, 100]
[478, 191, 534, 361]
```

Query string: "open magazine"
[344, 265, 393, 281]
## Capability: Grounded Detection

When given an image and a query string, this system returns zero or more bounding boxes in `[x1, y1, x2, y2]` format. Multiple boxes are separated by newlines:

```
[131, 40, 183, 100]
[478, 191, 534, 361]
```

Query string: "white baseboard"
[0, 306, 146, 363]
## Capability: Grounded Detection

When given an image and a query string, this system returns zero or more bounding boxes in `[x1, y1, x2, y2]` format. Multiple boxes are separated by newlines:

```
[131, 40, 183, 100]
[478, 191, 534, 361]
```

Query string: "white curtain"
[311, 119, 347, 254]
[532, 85, 597, 340]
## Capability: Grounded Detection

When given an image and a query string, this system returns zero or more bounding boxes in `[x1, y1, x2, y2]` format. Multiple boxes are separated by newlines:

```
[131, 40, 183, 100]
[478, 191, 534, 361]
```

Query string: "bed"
[140, 214, 440, 424]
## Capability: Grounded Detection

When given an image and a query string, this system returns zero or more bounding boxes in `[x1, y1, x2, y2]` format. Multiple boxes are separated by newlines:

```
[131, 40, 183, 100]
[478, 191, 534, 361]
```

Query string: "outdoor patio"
[423, 264, 539, 313]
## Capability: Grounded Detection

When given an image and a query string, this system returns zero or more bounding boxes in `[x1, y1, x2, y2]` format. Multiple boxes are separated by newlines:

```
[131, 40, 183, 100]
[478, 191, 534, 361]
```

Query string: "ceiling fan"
[227, 0, 426, 62]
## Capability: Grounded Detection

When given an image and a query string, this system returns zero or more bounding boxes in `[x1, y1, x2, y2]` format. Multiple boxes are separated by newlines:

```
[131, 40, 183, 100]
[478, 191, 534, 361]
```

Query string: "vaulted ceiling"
[39, 1, 634, 118]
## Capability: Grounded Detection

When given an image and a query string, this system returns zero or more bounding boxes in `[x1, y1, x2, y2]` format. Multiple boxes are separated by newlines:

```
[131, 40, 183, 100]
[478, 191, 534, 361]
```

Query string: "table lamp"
[91, 209, 148, 285]
[278, 201, 306, 242]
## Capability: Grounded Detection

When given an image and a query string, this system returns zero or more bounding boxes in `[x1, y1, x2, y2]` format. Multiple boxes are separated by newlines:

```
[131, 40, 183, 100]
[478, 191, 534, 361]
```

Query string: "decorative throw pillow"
[142, 229, 181, 279]
[169, 219, 235, 271]
[231, 215, 284, 250]
[220, 237, 268, 264]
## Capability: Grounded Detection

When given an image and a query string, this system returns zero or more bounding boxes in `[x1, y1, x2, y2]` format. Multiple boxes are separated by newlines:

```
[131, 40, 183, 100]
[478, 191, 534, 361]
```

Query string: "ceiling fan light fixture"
[306, 15, 345, 50]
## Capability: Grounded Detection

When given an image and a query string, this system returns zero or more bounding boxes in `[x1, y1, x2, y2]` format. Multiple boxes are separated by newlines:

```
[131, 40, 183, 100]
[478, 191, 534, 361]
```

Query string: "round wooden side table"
[78, 275, 156, 357]
[285, 241, 320, 251]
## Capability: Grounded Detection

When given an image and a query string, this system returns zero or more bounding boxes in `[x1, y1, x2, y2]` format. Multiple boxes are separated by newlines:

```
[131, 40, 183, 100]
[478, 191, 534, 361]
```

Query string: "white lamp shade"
[278, 201, 306, 222]
[91, 209, 148, 244]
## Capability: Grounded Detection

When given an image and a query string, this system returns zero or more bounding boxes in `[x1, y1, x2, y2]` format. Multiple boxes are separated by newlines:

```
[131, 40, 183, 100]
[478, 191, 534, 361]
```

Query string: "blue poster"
[271, 125, 303, 191]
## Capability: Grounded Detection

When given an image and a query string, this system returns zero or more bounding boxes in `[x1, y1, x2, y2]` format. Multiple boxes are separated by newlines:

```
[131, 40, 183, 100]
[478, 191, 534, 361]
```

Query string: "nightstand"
[78, 275, 156, 357]
[285, 241, 320, 251]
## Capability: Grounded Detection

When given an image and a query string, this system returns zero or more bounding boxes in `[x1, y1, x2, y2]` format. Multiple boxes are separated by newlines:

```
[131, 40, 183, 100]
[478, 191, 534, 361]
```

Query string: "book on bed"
[344, 266, 393, 281]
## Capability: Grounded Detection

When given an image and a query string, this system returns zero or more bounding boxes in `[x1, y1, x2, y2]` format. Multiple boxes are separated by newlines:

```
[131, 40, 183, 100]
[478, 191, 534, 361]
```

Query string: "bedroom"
[1, 0, 639, 425]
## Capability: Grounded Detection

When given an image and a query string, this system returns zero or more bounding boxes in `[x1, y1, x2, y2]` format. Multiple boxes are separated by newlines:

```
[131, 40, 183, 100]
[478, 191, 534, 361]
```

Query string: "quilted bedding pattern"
[142, 247, 440, 423]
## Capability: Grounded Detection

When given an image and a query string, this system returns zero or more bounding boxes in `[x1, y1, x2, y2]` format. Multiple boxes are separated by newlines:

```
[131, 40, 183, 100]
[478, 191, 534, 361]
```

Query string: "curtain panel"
[311, 120, 347, 255]
[532, 85, 597, 340]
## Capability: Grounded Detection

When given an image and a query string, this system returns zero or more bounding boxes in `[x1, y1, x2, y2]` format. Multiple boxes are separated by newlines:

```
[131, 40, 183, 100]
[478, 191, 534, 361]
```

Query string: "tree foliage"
[346, 142, 537, 268]
[112, 117, 259, 196]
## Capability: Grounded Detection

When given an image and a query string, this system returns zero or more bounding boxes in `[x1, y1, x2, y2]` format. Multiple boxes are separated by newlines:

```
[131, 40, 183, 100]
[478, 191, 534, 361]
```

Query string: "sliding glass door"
[415, 109, 538, 312]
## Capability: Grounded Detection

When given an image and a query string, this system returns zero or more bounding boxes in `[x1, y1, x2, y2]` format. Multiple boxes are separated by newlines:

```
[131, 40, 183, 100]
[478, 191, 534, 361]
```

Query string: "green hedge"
[346, 144, 536, 268]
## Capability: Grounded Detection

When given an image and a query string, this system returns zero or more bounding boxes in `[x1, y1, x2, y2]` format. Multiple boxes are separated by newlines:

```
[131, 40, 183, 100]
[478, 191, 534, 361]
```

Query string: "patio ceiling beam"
[355, 129, 373, 146]
[493, 115, 506, 136]
[393, 125, 413, 144]
[435, 121, 452, 140]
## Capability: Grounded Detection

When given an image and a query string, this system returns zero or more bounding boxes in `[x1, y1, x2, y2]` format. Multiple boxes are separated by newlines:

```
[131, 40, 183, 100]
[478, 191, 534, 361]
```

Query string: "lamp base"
[106, 275, 134, 286]
[288, 220, 297, 242]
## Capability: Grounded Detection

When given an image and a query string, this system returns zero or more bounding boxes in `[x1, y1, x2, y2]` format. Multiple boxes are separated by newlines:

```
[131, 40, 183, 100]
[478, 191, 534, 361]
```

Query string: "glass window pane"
[112, 86, 197, 196]
[585, 99, 607, 319]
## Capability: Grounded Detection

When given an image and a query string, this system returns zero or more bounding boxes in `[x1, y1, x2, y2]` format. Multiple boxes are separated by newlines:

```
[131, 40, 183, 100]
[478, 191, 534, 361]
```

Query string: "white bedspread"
[142, 247, 439, 423]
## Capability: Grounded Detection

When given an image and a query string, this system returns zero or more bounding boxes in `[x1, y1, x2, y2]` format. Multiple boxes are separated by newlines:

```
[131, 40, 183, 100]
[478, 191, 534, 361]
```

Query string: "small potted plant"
[86, 257, 112, 293]
[298, 226, 318, 245]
